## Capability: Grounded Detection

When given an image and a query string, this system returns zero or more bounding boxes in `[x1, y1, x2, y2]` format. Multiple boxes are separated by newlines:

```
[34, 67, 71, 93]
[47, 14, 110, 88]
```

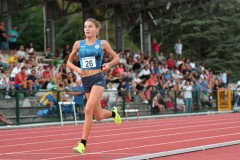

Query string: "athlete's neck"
[85, 37, 97, 46]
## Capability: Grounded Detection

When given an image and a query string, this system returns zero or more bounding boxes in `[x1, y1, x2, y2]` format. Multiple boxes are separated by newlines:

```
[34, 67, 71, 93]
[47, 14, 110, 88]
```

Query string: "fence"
[0, 89, 236, 126]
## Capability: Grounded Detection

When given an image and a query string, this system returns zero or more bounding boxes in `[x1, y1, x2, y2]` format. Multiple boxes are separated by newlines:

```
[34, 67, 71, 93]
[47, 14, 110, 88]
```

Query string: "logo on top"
[95, 45, 100, 49]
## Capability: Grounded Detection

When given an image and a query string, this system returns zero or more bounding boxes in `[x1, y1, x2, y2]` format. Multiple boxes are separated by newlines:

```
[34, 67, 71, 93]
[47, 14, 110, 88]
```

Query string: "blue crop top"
[78, 39, 104, 70]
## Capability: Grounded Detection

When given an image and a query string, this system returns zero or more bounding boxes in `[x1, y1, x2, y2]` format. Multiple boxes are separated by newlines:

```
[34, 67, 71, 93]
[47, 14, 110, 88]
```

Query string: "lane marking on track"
[1, 117, 240, 142]
[0, 125, 239, 156]
[0, 113, 238, 136]
[117, 140, 240, 160]
[40, 133, 240, 160]
[0, 121, 238, 148]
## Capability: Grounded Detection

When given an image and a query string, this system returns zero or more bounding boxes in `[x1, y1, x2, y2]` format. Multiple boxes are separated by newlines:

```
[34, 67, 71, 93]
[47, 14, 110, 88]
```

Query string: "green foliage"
[12, 6, 44, 50]
[155, 0, 240, 75]
[9, 0, 240, 79]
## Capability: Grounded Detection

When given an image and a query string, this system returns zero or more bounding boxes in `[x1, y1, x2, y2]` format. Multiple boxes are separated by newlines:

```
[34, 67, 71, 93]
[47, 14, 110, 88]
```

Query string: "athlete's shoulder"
[100, 39, 110, 47]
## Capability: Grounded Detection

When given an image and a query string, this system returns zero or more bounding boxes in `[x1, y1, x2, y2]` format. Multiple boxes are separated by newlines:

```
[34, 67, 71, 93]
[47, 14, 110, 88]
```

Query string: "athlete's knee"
[84, 107, 94, 116]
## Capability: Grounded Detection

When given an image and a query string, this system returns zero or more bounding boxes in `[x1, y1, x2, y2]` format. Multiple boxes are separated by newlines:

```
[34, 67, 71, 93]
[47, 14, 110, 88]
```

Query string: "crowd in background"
[0, 20, 236, 125]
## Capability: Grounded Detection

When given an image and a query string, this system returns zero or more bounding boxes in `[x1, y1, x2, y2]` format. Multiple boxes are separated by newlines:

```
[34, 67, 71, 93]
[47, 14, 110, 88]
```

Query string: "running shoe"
[111, 106, 122, 124]
[73, 142, 85, 154]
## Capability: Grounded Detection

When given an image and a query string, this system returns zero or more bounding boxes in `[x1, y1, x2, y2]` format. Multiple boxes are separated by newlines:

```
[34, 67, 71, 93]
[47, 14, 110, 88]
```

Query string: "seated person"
[6, 54, 19, 70]
[111, 64, 124, 79]
[201, 91, 213, 109]
[152, 92, 165, 114]
[0, 56, 8, 70]
[27, 69, 41, 95]
[16, 45, 27, 63]
[14, 66, 33, 96]
[0, 70, 13, 98]
[45, 47, 54, 59]
[176, 93, 185, 112]
[136, 80, 148, 104]
[146, 73, 157, 86]
[26, 43, 36, 62]
[138, 65, 151, 80]
[42, 66, 53, 89]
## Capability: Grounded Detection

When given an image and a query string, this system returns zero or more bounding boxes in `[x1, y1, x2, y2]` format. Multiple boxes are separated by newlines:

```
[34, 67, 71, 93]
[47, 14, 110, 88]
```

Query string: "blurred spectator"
[174, 39, 183, 59]
[183, 80, 193, 113]
[45, 46, 54, 59]
[166, 52, 175, 70]
[54, 49, 60, 58]
[149, 60, 156, 74]
[6, 54, 19, 70]
[10, 63, 21, 81]
[62, 44, 70, 60]
[146, 73, 157, 86]
[47, 71, 62, 90]
[111, 64, 123, 79]
[36, 66, 46, 88]
[157, 52, 166, 65]
[26, 43, 36, 62]
[119, 54, 127, 66]
[117, 79, 131, 102]
[233, 82, 240, 107]
[123, 71, 133, 86]
[144, 85, 153, 103]
[8, 25, 18, 56]
[176, 93, 185, 112]
[59, 63, 68, 80]
[106, 82, 118, 110]
[0, 70, 13, 98]
[27, 69, 41, 95]
[133, 51, 141, 62]
[14, 66, 33, 96]
[69, 79, 85, 120]
[42, 66, 53, 89]
[0, 56, 8, 70]
[136, 80, 148, 103]
[221, 70, 227, 88]
[189, 59, 195, 69]
[152, 92, 165, 114]
[133, 73, 142, 84]
[212, 79, 223, 100]
[154, 64, 163, 75]
[16, 45, 27, 62]
[201, 91, 213, 110]
[0, 24, 11, 57]
[138, 65, 150, 80]
[132, 58, 141, 72]
[152, 39, 162, 59]
[193, 80, 202, 111]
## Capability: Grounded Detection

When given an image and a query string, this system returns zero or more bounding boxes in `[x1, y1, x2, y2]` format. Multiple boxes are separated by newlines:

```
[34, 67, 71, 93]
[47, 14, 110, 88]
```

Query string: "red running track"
[0, 113, 240, 160]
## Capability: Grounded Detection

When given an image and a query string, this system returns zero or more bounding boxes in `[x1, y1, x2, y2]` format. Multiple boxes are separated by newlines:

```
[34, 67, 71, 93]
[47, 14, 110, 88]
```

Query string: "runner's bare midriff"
[80, 69, 102, 77]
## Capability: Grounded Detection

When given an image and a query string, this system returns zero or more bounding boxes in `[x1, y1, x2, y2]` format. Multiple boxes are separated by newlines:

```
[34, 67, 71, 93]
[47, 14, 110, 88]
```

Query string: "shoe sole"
[73, 147, 85, 154]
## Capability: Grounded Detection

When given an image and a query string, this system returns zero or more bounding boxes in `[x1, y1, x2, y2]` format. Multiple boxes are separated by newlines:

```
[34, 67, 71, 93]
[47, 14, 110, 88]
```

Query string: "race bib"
[82, 56, 96, 69]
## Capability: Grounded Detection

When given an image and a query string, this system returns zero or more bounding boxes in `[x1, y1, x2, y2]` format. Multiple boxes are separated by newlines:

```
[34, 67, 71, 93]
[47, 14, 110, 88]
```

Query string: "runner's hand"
[75, 68, 83, 75]
[102, 63, 110, 72]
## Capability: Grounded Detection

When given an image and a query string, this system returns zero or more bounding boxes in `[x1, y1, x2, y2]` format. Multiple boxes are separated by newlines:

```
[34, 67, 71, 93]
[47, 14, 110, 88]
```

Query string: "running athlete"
[66, 18, 121, 154]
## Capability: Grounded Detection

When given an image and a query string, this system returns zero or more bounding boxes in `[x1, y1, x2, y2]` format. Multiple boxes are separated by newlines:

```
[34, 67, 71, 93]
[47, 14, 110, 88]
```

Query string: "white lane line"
[0, 113, 238, 136]
[117, 140, 240, 160]
[1, 117, 240, 142]
[41, 133, 240, 160]
[0, 125, 239, 156]
[0, 120, 239, 147]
